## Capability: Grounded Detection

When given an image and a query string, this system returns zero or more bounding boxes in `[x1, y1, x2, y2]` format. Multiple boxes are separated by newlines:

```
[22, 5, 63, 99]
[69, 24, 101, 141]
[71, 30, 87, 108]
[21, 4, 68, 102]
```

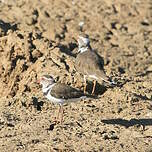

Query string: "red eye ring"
[41, 77, 45, 80]
[37, 77, 45, 83]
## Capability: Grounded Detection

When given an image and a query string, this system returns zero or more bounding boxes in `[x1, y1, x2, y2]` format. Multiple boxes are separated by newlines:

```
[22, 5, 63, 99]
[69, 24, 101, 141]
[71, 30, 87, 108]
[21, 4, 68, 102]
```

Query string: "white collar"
[42, 83, 55, 94]
[78, 46, 88, 53]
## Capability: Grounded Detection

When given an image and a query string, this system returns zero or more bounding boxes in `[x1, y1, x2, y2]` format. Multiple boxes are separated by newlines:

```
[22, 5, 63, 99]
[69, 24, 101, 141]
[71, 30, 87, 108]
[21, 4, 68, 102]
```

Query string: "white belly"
[46, 92, 64, 104]
[46, 91, 86, 104]
[88, 75, 98, 80]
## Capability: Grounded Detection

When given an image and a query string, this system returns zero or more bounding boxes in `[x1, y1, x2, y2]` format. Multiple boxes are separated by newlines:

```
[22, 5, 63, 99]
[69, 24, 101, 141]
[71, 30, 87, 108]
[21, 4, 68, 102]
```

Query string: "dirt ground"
[0, 0, 152, 151]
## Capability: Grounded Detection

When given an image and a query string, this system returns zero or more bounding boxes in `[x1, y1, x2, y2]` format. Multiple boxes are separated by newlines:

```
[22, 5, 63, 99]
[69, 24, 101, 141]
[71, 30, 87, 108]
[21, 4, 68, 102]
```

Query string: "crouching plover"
[38, 74, 95, 124]
[75, 34, 115, 94]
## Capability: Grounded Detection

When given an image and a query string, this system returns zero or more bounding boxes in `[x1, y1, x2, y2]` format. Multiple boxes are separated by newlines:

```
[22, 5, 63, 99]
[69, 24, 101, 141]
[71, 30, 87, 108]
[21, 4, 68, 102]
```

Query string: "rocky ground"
[0, 0, 152, 151]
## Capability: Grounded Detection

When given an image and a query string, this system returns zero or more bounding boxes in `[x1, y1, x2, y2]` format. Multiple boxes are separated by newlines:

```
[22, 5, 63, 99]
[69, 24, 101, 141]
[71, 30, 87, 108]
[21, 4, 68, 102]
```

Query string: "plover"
[75, 35, 115, 94]
[38, 74, 94, 123]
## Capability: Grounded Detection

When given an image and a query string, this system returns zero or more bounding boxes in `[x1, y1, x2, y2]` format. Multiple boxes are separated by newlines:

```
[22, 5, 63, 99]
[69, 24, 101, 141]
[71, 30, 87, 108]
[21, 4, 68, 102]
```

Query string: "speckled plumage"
[75, 35, 113, 94]
[75, 48, 110, 83]
[50, 83, 85, 100]
[38, 75, 95, 123]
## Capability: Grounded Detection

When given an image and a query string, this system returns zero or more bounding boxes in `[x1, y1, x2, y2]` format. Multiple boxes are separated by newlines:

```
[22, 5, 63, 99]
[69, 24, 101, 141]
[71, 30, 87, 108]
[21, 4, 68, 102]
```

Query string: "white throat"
[78, 46, 88, 53]
[42, 83, 55, 94]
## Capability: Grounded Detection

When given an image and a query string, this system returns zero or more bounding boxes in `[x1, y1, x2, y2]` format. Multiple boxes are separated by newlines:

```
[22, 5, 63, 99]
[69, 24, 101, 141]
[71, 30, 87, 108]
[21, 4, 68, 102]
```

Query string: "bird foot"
[52, 117, 60, 124]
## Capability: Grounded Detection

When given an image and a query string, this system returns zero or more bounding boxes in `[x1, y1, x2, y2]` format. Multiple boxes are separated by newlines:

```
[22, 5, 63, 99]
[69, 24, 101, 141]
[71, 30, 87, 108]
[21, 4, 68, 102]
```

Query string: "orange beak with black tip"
[37, 79, 40, 84]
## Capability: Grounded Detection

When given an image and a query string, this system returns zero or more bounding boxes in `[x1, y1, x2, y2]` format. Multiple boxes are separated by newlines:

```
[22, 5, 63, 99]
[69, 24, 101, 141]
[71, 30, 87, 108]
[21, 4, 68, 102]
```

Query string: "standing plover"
[75, 35, 115, 94]
[38, 74, 94, 123]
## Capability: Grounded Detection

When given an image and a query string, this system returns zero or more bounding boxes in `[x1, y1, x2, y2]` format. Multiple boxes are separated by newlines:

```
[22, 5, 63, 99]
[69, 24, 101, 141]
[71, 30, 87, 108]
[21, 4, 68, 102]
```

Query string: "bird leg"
[92, 80, 96, 94]
[60, 105, 64, 124]
[83, 75, 87, 94]
[54, 105, 61, 124]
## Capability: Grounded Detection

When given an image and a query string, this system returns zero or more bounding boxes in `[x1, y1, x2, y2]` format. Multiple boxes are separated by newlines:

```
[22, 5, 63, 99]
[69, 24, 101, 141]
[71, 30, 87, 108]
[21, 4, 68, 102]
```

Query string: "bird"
[75, 34, 115, 94]
[37, 74, 95, 124]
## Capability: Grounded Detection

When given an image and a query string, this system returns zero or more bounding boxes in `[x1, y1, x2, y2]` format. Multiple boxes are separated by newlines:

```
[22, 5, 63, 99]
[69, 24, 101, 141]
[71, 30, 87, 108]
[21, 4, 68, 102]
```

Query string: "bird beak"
[77, 36, 81, 41]
[72, 36, 77, 43]
[37, 79, 40, 84]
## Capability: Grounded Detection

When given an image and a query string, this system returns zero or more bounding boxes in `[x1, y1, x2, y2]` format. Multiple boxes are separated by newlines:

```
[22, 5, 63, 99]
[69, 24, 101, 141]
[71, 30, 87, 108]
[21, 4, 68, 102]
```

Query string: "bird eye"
[41, 77, 45, 81]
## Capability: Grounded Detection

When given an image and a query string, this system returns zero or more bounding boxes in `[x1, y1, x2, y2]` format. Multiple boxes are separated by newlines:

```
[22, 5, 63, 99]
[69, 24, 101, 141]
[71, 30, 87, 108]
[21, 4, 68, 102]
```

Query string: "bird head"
[37, 75, 55, 89]
[77, 35, 90, 52]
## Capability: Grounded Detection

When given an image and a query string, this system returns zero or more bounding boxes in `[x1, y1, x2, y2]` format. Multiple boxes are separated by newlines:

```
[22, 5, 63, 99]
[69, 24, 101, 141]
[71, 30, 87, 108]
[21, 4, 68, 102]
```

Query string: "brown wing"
[75, 50, 109, 81]
[50, 83, 85, 99]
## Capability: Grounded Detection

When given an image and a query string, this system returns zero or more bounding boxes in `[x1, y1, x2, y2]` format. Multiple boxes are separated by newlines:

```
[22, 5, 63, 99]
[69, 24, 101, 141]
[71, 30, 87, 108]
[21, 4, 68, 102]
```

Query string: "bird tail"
[97, 70, 116, 85]
[103, 78, 116, 85]
[84, 94, 98, 100]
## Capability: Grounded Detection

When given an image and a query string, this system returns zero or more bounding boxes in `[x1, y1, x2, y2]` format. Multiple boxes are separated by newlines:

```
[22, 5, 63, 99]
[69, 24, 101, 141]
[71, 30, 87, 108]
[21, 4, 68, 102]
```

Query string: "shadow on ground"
[101, 118, 152, 129]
